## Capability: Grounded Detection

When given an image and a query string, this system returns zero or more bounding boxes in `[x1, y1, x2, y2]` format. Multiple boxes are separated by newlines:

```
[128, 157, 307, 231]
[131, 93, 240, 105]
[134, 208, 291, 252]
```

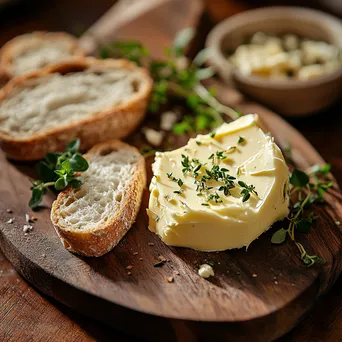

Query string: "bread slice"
[0, 57, 153, 160]
[0, 31, 86, 79]
[51, 140, 146, 257]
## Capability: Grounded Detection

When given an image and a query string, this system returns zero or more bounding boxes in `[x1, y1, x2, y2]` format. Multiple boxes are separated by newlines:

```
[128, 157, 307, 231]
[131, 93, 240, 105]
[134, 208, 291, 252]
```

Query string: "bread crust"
[0, 31, 86, 79]
[0, 57, 153, 160]
[50, 140, 147, 257]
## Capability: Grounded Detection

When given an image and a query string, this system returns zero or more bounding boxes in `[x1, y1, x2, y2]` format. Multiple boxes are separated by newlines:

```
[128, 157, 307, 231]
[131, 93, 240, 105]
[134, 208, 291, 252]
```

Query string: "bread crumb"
[252, 273, 257, 278]
[173, 271, 180, 276]
[6, 209, 12, 213]
[198, 264, 214, 279]
[143, 128, 164, 147]
[127, 272, 132, 275]
[25, 214, 30, 222]
[31, 216, 38, 221]
[133, 252, 138, 255]
[139, 257, 143, 261]
[6, 218, 14, 224]
[160, 111, 178, 131]
[126, 265, 133, 270]
[158, 255, 166, 262]
[42, 254, 46, 258]
[167, 276, 174, 283]
[23, 225, 33, 233]
[274, 281, 279, 285]
[335, 221, 341, 226]
[148, 242, 154, 246]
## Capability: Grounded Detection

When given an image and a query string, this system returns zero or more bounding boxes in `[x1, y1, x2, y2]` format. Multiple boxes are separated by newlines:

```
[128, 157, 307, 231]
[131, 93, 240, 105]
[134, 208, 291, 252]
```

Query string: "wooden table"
[0, 1, 342, 341]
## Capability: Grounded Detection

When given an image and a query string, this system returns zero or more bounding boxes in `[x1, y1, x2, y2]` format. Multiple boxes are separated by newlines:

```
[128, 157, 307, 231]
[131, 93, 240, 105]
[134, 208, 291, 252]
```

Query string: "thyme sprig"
[29, 139, 89, 209]
[169, 151, 255, 205]
[100, 28, 239, 134]
[271, 165, 333, 267]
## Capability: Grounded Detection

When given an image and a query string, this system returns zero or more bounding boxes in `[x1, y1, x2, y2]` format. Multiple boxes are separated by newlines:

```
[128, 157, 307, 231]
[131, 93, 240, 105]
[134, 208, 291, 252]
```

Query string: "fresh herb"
[29, 139, 89, 209]
[210, 132, 216, 138]
[140, 145, 157, 158]
[237, 136, 245, 144]
[271, 164, 333, 267]
[100, 29, 240, 134]
[238, 181, 258, 202]
[167, 172, 184, 194]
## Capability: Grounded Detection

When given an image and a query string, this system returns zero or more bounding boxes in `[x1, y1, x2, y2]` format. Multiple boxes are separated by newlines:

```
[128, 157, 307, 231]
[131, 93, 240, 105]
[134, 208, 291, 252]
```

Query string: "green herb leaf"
[55, 177, 68, 191]
[36, 161, 56, 183]
[271, 228, 287, 244]
[29, 187, 45, 209]
[65, 139, 80, 154]
[69, 153, 89, 172]
[290, 169, 309, 188]
[237, 136, 245, 144]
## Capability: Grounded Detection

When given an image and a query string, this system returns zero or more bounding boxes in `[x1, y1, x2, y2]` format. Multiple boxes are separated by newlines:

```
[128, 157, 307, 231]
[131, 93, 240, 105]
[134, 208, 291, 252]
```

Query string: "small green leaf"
[271, 228, 287, 244]
[238, 180, 247, 188]
[242, 192, 250, 202]
[295, 219, 313, 233]
[65, 139, 80, 154]
[29, 188, 45, 209]
[55, 177, 68, 191]
[290, 169, 309, 188]
[61, 160, 71, 172]
[237, 136, 245, 144]
[45, 152, 61, 167]
[69, 153, 89, 172]
[37, 161, 56, 183]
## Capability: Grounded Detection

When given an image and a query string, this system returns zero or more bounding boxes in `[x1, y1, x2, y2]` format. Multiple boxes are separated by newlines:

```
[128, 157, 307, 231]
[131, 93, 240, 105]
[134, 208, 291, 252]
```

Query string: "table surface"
[0, 0, 342, 341]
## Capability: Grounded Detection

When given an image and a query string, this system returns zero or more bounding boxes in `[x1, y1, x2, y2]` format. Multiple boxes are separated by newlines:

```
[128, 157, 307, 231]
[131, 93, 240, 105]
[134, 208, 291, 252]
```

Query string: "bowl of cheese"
[206, 7, 342, 116]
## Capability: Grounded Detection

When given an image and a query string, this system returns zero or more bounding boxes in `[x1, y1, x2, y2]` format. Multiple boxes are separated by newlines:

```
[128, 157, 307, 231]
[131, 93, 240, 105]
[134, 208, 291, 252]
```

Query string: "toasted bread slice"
[51, 140, 146, 257]
[0, 31, 86, 79]
[0, 57, 153, 160]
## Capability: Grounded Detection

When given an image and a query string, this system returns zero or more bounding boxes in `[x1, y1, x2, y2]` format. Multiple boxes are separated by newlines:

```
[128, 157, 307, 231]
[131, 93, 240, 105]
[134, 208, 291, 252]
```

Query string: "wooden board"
[0, 85, 342, 342]
[0, 1, 342, 341]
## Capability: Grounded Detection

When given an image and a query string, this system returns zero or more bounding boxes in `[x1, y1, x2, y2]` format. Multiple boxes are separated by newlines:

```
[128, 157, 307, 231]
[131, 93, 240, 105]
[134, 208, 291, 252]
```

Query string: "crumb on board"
[6, 209, 12, 213]
[167, 276, 174, 283]
[173, 271, 180, 276]
[23, 225, 33, 233]
[133, 252, 138, 256]
[126, 265, 133, 270]
[6, 218, 14, 224]
[127, 272, 132, 275]
[274, 281, 279, 285]
[198, 264, 214, 279]
[158, 255, 166, 262]
[148, 242, 154, 246]
[252, 273, 257, 278]
[335, 221, 341, 226]
[139, 257, 143, 261]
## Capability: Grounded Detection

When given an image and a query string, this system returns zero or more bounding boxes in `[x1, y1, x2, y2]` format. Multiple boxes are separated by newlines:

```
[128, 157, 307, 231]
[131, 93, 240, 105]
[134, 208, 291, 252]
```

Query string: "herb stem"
[194, 84, 240, 121]
[42, 182, 56, 188]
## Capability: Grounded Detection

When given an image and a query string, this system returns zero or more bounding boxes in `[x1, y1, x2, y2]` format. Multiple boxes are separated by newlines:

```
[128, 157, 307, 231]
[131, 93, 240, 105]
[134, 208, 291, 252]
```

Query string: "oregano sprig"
[29, 139, 89, 209]
[271, 164, 333, 267]
[100, 28, 240, 134]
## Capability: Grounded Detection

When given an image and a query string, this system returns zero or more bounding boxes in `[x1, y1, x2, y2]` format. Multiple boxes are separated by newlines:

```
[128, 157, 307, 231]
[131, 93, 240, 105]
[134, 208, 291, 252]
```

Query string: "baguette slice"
[0, 57, 153, 160]
[0, 31, 86, 79]
[51, 140, 146, 257]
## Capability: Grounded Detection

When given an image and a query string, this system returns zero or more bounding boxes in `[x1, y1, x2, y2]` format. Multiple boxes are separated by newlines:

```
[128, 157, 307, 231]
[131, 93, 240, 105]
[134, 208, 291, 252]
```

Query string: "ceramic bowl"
[206, 7, 342, 116]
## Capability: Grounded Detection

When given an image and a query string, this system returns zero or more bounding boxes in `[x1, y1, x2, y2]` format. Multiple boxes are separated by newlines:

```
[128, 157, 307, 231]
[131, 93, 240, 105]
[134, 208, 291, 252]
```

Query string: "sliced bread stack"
[0, 57, 153, 160]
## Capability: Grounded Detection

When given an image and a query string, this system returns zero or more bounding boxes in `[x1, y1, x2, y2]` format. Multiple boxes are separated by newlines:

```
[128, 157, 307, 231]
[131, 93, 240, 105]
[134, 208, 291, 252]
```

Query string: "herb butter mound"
[147, 114, 290, 251]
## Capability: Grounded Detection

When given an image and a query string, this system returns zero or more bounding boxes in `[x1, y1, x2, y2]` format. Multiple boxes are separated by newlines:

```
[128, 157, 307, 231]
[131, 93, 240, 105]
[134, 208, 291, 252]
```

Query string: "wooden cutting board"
[0, 1, 342, 341]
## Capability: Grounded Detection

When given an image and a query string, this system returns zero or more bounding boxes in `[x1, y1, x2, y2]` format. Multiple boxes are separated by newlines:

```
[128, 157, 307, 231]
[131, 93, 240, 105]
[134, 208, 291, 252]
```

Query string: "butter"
[147, 114, 289, 251]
